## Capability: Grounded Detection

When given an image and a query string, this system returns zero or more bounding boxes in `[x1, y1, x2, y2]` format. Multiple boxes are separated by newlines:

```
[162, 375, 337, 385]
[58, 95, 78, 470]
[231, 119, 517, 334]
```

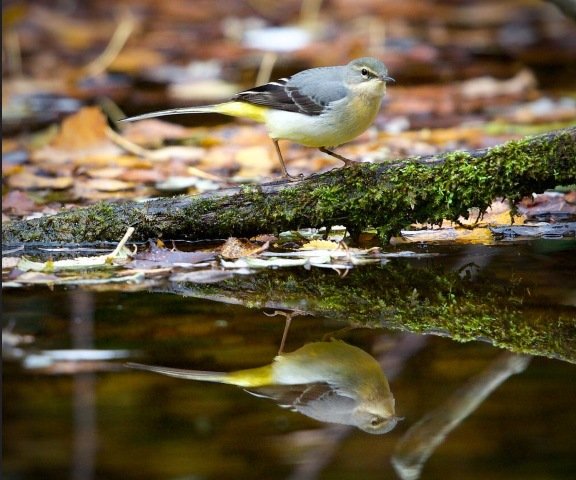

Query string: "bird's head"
[345, 57, 394, 98]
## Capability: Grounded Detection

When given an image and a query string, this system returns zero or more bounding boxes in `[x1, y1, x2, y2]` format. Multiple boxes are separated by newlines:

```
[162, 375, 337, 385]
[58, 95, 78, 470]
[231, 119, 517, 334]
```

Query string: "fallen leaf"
[16, 248, 131, 272]
[147, 146, 206, 162]
[491, 223, 575, 238]
[220, 237, 268, 259]
[400, 227, 495, 244]
[170, 270, 234, 283]
[73, 154, 153, 169]
[51, 106, 109, 149]
[2, 257, 21, 270]
[235, 145, 275, 177]
[121, 120, 192, 146]
[301, 240, 340, 250]
[82, 178, 135, 192]
[169, 79, 242, 102]
[518, 192, 576, 218]
[109, 47, 166, 73]
[7, 172, 73, 190]
[459, 69, 537, 99]
[2, 190, 37, 215]
[10, 271, 60, 284]
[154, 176, 208, 192]
[84, 167, 127, 179]
[120, 168, 164, 184]
[129, 241, 215, 268]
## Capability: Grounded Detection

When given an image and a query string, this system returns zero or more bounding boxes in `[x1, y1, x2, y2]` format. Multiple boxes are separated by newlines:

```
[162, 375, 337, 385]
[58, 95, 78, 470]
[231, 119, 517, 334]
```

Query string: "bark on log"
[2, 127, 575, 245]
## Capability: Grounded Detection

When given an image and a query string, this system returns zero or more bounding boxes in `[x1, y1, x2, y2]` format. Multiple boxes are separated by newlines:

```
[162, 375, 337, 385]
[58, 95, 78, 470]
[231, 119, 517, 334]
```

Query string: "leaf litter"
[2, 0, 575, 290]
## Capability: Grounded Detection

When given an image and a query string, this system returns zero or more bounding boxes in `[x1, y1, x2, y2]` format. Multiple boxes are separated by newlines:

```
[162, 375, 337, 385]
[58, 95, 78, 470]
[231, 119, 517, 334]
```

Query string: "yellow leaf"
[301, 240, 339, 250]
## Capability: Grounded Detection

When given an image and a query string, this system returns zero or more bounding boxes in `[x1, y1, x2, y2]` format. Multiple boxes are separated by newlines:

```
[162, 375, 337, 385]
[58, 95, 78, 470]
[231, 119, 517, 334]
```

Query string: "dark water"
[3, 242, 576, 480]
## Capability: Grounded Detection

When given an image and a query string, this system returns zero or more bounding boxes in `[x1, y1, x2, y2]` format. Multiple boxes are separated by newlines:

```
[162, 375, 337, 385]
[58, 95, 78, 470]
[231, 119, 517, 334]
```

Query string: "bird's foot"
[319, 147, 357, 167]
[282, 171, 305, 181]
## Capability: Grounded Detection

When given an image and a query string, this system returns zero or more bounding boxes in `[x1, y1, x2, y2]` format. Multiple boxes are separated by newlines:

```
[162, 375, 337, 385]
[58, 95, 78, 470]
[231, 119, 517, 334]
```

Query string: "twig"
[107, 227, 135, 260]
[83, 8, 136, 77]
[105, 126, 225, 182]
[255, 52, 277, 86]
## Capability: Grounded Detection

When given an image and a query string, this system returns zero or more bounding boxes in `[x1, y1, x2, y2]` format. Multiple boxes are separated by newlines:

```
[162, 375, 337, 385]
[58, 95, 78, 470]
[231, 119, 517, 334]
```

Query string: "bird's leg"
[278, 313, 292, 355]
[264, 310, 293, 354]
[272, 139, 302, 180]
[264, 309, 307, 354]
[319, 147, 356, 167]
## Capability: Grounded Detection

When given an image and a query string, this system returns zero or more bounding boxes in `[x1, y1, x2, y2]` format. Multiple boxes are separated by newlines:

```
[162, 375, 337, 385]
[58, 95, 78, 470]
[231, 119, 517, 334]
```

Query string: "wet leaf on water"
[129, 241, 216, 269]
[169, 269, 235, 283]
[490, 223, 576, 239]
[16, 248, 131, 272]
[2, 257, 21, 270]
[220, 237, 269, 260]
[301, 240, 340, 250]
[518, 192, 576, 219]
[400, 227, 495, 244]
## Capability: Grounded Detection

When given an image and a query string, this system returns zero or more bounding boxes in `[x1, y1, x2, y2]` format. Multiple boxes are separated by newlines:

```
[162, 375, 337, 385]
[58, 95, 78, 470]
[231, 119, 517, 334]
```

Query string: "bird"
[126, 339, 399, 434]
[120, 57, 393, 179]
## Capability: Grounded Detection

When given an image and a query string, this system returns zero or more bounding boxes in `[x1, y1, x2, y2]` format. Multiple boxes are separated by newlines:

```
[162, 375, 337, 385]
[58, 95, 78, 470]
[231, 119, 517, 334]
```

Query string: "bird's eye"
[361, 68, 369, 77]
[371, 417, 383, 426]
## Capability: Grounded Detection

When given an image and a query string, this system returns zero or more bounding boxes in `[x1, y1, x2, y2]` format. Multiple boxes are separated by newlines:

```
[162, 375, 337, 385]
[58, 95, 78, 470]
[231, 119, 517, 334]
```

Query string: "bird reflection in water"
[127, 311, 399, 434]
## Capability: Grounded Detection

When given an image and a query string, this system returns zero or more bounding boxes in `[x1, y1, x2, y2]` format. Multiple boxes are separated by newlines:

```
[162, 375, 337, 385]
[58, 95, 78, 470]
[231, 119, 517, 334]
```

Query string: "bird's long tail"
[126, 362, 230, 383]
[120, 101, 268, 123]
[120, 105, 220, 123]
[125, 362, 274, 387]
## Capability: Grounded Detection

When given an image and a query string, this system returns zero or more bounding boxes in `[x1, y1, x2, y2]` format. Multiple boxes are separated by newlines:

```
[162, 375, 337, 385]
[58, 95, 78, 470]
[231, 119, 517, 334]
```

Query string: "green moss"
[188, 262, 575, 362]
[3, 127, 574, 245]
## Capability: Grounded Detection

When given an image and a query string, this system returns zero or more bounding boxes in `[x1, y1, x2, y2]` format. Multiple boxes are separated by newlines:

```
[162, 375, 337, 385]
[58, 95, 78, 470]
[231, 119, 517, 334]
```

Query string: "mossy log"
[2, 127, 575, 245]
[167, 264, 576, 363]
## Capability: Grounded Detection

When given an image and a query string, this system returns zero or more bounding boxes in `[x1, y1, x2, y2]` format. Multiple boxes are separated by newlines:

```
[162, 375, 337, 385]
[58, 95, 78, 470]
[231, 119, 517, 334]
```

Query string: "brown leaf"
[8, 172, 73, 190]
[121, 120, 192, 146]
[235, 146, 275, 178]
[2, 191, 37, 215]
[51, 106, 109, 149]
[84, 167, 127, 179]
[82, 178, 135, 192]
[130, 241, 215, 268]
[119, 168, 164, 184]
[220, 237, 268, 259]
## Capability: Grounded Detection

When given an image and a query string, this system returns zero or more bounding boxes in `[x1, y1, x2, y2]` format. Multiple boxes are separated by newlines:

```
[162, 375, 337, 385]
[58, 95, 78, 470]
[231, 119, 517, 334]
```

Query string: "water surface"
[3, 242, 575, 480]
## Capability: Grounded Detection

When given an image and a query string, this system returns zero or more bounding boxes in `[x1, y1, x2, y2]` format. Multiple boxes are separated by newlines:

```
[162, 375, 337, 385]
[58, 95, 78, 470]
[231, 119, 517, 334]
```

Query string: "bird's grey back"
[287, 65, 348, 108]
[232, 65, 348, 116]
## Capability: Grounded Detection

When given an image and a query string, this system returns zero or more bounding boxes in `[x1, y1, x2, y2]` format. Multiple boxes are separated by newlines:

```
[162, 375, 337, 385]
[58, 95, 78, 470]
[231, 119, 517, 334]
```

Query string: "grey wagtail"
[127, 339, 398, 434]
[121, 57, 393, 179]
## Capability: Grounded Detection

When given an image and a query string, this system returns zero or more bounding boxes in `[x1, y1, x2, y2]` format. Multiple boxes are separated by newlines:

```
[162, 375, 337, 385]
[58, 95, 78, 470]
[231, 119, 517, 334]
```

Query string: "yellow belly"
[214, 91, 383, 148]
[266, 94, 383, 147]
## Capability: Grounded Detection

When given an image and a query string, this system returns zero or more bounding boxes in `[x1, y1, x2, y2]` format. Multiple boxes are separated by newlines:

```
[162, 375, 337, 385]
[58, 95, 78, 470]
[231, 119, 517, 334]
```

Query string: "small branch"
[83, 8, 136, 77]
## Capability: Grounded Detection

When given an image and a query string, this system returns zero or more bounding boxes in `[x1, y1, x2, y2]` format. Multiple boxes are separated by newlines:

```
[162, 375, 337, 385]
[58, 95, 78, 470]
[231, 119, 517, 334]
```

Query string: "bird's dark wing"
[232, 66, 348, 116]
[245, 382, 357, 425]
[245, 382, 333, 406]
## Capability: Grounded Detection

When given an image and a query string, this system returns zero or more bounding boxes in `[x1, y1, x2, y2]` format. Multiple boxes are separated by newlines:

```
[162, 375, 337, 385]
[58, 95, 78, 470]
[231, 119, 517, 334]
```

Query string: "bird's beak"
[382, 75, 395, 83]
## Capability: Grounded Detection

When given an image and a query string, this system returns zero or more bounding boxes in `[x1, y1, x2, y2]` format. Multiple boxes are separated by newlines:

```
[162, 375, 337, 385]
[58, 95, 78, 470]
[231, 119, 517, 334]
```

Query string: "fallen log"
[2, 127, 575, 245]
